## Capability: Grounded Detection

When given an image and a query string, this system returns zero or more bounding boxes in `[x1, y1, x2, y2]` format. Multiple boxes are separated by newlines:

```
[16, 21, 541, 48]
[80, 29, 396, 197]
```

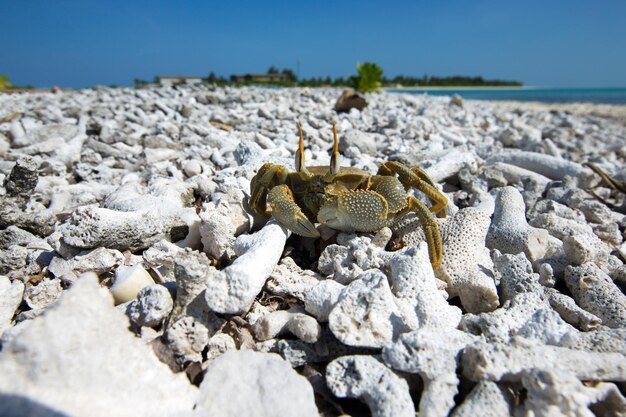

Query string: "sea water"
[387, 87, 626, 105]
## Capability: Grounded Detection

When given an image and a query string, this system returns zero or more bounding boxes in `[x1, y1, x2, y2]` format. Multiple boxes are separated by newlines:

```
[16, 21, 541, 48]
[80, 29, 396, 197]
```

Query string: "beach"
[0, 85, 625, 416]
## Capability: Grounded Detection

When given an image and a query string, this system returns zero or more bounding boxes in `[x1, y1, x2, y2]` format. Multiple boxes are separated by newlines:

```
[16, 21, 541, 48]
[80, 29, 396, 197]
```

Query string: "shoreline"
[383, 87, 626, 123]
[478, 100, 626, 125]
[384, 86, 626, 91]
[384, 85, 529, 91]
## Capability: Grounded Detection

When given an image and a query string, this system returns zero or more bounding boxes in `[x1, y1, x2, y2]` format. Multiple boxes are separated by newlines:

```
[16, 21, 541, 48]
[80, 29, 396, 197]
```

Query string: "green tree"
[0, 75, 12, 90]
[267, 66, 279, 74]
[281, 68, 297, 82]
[351, 62, 383, 93]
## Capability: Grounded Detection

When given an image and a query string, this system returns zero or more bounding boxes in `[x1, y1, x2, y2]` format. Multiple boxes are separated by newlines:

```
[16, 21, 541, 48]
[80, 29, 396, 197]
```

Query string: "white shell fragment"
[109, 264, 155, 305]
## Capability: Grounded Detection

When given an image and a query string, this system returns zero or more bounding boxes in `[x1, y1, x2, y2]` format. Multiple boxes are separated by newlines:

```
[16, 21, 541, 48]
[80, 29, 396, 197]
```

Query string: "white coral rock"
[252, 307, 322, 343]
[383, 327, 478, 417]
[194, 350, 318, 417]
[0, 276, 24, 333]
[199, 200, 237, 261]
[437, 207, 499, 313]
[0, 274, 197, 417]
[326, 355, 414, 417]
[565, 263, 626, 328]
[328, 270, 405, 348]
[204, 219, 289, 314]
[389, 243, 462, 329]
[519, 369, 626, 417]
[485, 150, 593, 183]
[462, 338, 626, 382]
[486, 186, 551, 262]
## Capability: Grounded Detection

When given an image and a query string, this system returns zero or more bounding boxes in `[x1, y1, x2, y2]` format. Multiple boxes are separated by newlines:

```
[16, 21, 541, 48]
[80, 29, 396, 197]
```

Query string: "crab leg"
[404, 196, 443, 269]
[268, 184, 320, 238]
[378, 161, 448, 218]
[249, 163, 289, 215]
[330, 122, 341, 175]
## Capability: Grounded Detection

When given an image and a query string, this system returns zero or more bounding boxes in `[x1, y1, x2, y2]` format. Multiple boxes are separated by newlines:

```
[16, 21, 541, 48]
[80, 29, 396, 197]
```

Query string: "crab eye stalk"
[295, 121, 309, 174]
[330, 122, 340, 175]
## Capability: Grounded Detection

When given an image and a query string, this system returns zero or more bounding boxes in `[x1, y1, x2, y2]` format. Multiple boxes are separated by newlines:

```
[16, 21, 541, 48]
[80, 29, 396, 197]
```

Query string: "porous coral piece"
[529, 212, 593, 241]
[59, 205, 194, 252]
[0, 275, 197, 417]
[265, 257, 322, 302]
[0, 198, 56, 237]
[421, 146, 480, 183]
[317, 229, 390, 284]
[198, 200, 237, 262]
[462, 338, 626, 382]
[518, 369, 626, 417]
[494, 251, 542, 303]
[0, 276, 24, 333]
[383, 328, 478, 417]
[436, 207, 499, 313]
[170, 249, 221, 329]
[328, 270, 404, 348]
[204, 219, 289, 314]
[164, 315, 209, 364]
[0, 245, 28, 276]
[195, 350, 319, 417]
[389, 243, 462, 329]
[565, 263, 626, 328]
[460, 293, 551, 342]
[252, 306, 322, 343]
[3, 156, 38, 199]
[0, 226, 41, 250]
[544, 288, 601, 331]
[326, 355, 414, 417]
[23, 278, 63, 310]
[563, 234, 612, 268]
[273, 328, 376, 367]
[127, 284, 173, 328]
[515, 309, 579, 345]
[304, 279, 345, 322]
[485, 149, 593, 182]
[450, 381, 513, 417]
[563, 328, 626, 354]
[48, 247, 124, 283]
[486, 187, 551, 262]
[462, 252, 599, 341]
[487, 161, 551, 187]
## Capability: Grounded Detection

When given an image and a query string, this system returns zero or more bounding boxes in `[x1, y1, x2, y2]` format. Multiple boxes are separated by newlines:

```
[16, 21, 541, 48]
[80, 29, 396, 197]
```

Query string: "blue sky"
[2, 0, 626, 88]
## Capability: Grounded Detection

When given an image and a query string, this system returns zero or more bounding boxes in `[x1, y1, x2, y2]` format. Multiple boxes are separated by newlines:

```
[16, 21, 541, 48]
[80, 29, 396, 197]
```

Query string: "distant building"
[154, 76, 204, 87]
[230, 73, 289, 83]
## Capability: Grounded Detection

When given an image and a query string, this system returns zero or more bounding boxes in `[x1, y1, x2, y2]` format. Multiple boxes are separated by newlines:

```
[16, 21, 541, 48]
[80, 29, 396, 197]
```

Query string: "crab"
[249, 123, 448, 268]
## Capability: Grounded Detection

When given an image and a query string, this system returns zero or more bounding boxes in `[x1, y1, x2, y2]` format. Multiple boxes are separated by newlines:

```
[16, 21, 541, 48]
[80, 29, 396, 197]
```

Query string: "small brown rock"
[334, 89, 367, 113]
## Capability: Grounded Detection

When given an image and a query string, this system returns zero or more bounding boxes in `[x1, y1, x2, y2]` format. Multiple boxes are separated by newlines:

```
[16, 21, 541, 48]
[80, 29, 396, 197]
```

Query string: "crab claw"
[268, 184, 320, 238]
[318, 190, 389, 232]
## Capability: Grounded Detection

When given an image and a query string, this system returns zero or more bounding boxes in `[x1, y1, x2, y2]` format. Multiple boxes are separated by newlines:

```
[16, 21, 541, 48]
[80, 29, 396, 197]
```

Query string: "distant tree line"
[133, 65, 522, 88]
[385, 75, 522, 87]
[227, 67, 522, 87]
